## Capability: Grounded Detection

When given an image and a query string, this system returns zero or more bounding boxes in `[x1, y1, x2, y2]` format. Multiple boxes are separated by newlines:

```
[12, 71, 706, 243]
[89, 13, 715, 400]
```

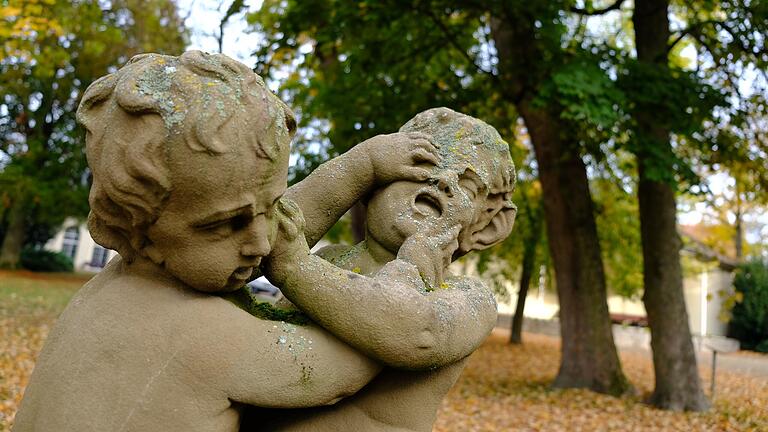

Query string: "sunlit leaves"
[0, 0, 188, 251]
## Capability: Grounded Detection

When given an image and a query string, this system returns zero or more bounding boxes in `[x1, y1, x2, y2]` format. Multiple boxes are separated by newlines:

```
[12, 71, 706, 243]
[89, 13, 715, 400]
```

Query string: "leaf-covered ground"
[434, 331, 768, 431]
[1, 270, 767, 431]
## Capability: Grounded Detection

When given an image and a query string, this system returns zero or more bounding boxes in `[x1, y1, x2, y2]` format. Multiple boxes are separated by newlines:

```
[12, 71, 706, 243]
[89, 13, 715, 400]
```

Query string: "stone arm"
[284, 132, 438, 249]
[202, 299, 382, 409]
[264, 253, 497, 370]
[283, 145, 372, 249]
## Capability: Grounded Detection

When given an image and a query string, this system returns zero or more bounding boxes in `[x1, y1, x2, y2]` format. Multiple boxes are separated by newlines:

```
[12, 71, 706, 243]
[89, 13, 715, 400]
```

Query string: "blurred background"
[1, 0, 767, 430]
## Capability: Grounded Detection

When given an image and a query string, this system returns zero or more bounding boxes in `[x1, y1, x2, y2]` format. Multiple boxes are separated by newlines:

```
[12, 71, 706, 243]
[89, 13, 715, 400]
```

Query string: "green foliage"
[0, 214, 57, 248]
[536, 58, 628, 156]
[658, 0, 766, 190]
[19, 247, 73, 273]
[756, 339, 768, 353]
[322, 215, 355, 245]
[619, 62, 724, 187]
[620, 64, 722, 137]
[0, 0, 188, 250]
[728, 260, 768, 352]
[248, 0, 499, 182]
[592, 177, 644, 298]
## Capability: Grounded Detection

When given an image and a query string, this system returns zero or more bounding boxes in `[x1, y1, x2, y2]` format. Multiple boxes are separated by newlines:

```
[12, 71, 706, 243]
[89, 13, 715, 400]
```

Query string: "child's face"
[145, 142, 288, 293]
[365, 167, 484, 256]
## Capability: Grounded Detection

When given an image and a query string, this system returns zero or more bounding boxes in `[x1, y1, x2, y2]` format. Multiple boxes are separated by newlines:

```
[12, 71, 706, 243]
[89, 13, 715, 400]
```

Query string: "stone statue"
[248, 107, 518, 431]
[13, 52, 515, 432]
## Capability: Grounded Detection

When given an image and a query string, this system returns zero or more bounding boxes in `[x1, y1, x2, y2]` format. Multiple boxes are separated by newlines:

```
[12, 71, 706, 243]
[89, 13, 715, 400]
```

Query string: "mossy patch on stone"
[222, 287, 311, 325]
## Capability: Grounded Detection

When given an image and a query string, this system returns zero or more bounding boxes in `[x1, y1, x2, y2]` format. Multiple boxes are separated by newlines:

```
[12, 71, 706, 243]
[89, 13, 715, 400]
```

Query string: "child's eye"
[199, 214, 253, 235]
[229, 214, 252, 231]
[459, 178, 479, 199]
[198, 220, 232, 237]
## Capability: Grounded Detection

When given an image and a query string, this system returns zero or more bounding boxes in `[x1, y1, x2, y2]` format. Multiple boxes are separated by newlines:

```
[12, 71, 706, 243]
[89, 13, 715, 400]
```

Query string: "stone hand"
[268, 196, 309, 260]
[397, 223, 461, 290]
[359, 131, 440, 186]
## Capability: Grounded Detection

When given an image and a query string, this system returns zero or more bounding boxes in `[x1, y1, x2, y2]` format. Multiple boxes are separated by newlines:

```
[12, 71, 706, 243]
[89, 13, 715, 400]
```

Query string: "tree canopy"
[0, 0, 188, 267]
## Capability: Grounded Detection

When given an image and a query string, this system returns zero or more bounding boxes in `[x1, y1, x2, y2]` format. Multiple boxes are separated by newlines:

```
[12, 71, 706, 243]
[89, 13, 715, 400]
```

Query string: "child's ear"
[469, 205, 517, 251]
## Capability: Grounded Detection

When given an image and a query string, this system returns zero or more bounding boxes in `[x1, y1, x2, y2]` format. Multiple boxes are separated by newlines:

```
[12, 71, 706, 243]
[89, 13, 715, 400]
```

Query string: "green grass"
[0, 271, 93, 431]
[0, 271, 91, 320]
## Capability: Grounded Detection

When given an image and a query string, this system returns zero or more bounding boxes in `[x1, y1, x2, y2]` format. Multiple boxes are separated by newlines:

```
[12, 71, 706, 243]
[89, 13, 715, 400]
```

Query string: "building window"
[90, 246, 109, 268]
[61, 226, 79, 260]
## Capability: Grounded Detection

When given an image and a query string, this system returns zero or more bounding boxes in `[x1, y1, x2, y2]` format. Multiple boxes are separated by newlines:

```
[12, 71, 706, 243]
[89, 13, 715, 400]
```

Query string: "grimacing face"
[145, 138, 288, 293]
[366, 167, 485, 257]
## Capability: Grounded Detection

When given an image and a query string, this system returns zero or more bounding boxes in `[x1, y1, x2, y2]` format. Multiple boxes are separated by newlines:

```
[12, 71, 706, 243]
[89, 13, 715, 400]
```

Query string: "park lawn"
[0, 270, 91, 430]
[0, 270, 91, 319]
[1, 270, 767, 431]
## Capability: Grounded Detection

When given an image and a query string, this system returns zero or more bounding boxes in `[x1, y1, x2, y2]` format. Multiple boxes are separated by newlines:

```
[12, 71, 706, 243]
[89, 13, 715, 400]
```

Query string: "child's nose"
[240, 221, 271, 258]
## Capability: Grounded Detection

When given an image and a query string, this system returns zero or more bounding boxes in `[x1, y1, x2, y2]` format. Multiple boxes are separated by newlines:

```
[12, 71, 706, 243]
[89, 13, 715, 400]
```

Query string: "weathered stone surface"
[14, 52, 515, 432]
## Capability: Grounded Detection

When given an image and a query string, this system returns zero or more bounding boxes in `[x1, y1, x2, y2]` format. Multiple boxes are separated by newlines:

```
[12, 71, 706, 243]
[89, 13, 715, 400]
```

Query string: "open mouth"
[413, 190, 443, 218]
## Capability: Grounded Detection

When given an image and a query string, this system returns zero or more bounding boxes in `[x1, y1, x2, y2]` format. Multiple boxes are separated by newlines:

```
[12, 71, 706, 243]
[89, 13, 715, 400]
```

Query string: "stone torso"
[14, 261, 241, 432]
[14, 258, 380, 432]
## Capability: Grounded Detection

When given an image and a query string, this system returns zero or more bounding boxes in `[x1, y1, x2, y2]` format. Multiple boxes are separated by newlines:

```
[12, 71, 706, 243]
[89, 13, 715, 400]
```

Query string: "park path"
[496, 314, 768, 379]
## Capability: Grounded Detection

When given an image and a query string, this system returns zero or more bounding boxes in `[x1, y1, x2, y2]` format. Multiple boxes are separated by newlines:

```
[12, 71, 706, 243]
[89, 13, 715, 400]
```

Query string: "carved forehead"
[399, 107, 515, 194]
[110, 51, 293, 159]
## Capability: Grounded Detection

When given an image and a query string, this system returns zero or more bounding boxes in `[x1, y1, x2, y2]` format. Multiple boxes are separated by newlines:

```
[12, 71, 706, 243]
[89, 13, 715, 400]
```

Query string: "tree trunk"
[0, 198, 27, 269]
[510, 241, 535, 344]
[491, 16, 630, 395]
[633, 0, 710, 411]
[734, 180, 743, 259]
[519, 100, 630, 395]
[638, 167, 709, 411]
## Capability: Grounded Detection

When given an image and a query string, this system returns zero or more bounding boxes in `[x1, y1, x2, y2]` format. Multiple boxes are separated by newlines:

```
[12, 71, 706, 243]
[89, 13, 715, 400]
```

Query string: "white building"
[45, 217, 117, 272]
[495, 265, 734, 338]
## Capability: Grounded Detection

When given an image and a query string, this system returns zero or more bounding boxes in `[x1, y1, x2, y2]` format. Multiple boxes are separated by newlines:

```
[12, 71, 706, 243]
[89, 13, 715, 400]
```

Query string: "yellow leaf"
[1, 7, 22, 18]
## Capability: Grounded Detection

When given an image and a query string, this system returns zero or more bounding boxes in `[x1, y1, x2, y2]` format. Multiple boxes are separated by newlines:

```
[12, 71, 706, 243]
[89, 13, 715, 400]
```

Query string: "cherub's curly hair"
[400, 107, 515, 197]
[77, 51, 296, 261]
[400, 107, 517, 253]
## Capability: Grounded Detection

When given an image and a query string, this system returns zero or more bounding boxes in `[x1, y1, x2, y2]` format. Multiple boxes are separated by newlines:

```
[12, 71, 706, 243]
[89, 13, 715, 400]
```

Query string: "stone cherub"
[246, 107, 518, 431]
[13, 52, 514, 432]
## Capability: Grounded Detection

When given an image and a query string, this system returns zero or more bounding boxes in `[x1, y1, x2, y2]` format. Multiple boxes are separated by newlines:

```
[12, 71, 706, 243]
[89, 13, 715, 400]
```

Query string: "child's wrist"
[349, 140, 377, 187]
[264, 248, 305, 283]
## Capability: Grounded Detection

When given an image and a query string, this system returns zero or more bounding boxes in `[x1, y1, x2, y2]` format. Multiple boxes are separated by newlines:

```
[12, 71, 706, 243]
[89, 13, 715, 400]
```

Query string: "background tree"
[505, 182, 545, 345]
[475, 124, 549, 345]
[617, 0, 768, 410]
[686, 96, 768, 260]
[593, 174, 644, 301]
[0, 0, 188, 268]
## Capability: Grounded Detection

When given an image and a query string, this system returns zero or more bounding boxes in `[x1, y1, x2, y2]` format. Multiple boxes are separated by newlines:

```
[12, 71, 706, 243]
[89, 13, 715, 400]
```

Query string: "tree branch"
[715, 20, 767, 58]
[668, 19, 723, 53]
[418, 6, 496, 78]
[570, 0, 626, 16]
[692, 33, 743, 98]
